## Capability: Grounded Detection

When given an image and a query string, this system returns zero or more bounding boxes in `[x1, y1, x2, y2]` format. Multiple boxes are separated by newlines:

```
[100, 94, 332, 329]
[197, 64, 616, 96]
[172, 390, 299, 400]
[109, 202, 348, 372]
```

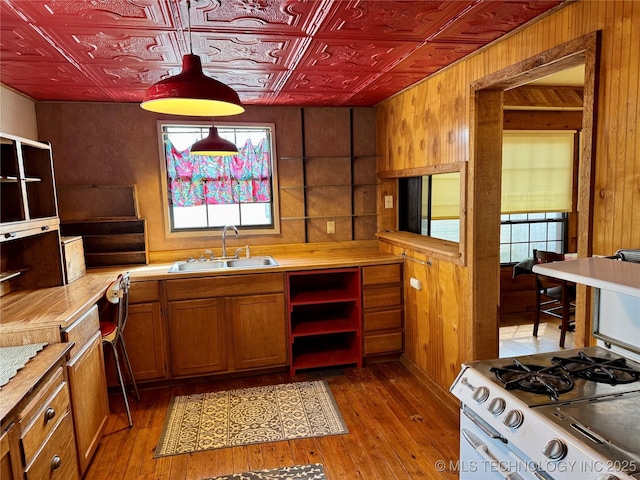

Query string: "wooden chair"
[100, 272, 139, 426]
[532, 249, 576, 347]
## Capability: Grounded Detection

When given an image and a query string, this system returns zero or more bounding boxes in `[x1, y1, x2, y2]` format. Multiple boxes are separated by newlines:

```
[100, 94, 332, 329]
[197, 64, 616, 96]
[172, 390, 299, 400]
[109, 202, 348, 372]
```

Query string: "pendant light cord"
[186, 0, 193, 54]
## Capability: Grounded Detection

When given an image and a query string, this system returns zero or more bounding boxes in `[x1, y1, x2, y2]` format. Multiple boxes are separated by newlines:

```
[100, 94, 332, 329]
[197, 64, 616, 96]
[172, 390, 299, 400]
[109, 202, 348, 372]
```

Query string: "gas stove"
[451, 347, 640, 480]
[450, 257, 640, 480]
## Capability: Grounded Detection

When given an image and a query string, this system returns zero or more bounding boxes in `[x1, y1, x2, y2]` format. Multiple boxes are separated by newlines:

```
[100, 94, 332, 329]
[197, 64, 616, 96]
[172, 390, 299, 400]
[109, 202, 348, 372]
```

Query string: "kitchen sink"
[168, 256, 278, 273]
[226, 257, 278, 268]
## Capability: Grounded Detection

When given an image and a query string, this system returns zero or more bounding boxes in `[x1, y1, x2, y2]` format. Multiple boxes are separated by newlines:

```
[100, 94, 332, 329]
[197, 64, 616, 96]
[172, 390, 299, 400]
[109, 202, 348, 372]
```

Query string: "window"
[159, 122, 279, 235]
[398, 171, 461, 243]
[500, 212, 567, 263]
[499, 130, 576, 263]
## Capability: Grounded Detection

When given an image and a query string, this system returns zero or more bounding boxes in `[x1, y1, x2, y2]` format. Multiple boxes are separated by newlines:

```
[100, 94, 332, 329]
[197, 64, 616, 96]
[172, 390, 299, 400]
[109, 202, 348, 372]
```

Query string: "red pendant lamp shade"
[190, 127, 238, 156]
[141, 54, 245, 117]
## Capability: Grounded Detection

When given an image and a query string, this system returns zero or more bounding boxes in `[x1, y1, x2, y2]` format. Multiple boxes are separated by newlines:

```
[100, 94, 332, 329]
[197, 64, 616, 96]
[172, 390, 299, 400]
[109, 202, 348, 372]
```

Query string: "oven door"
[460, 410, 543, 480]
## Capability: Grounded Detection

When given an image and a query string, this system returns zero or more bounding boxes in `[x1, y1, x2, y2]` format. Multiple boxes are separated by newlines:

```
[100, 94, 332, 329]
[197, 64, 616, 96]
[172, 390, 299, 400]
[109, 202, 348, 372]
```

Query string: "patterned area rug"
[155, 380, 347, 458]
[206, 464, 326, 480]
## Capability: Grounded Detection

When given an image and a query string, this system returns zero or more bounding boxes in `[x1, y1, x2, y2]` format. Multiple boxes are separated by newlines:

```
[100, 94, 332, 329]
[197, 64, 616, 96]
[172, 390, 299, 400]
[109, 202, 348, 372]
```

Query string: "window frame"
[499, 212, 569, 265]
[157, 120, 281, 238]
[382, 161, 467, 265]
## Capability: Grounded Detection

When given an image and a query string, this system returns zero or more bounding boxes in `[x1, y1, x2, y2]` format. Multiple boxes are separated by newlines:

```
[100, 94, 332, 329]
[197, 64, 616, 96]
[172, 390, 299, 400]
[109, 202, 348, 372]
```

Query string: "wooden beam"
[503, 110, 583, 130]
[504, 85, 584, 108]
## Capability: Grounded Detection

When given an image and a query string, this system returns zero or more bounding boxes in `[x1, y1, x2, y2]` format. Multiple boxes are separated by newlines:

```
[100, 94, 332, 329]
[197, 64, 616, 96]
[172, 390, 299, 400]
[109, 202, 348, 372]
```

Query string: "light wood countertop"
[0, 342, 73, 422]
[0, 272, 118, 333]
[0, 242, 402, 333]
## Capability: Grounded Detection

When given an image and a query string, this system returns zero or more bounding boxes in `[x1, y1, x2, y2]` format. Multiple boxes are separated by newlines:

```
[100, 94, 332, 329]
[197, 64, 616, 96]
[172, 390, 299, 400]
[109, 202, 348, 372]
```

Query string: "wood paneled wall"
[377, 1, 640, 390]
[35, 105, 377, 252]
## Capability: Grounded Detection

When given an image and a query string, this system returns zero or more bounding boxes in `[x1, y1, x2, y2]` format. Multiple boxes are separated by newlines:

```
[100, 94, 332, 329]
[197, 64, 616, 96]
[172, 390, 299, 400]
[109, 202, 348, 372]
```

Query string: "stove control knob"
[502, 409, 524, 428]
[472, 386, 490, 403]
[543, 439, 567, 460]
[487, 397, 506, 415]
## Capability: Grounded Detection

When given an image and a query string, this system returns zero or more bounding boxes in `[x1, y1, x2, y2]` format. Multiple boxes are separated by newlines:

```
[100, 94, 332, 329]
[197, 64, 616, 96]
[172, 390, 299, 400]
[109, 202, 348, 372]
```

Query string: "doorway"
[470, 32, 601, 360]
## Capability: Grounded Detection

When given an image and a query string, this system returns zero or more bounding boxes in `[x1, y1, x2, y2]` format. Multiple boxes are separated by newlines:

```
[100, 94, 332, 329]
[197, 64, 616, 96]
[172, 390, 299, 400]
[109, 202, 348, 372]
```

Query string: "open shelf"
[287, 268, 362, 375]
[291, 333, 360, 373]
[291, 302, 360, 337]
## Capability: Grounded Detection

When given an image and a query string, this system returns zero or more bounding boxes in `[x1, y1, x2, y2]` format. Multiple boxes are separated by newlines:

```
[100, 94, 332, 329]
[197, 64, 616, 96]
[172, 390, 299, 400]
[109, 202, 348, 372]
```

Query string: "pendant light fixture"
[190, 126, 238, 156]
[140, 0, 244, 117]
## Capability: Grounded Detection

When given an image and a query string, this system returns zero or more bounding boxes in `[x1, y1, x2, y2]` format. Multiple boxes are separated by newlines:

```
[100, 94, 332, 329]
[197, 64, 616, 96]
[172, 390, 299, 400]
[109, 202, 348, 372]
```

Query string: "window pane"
[172, 205, 207, 229]
[500, 224, 512, 244]
[528, 212, 545, 220]
[207, 204, 240, 227]
[500, 244, 512, 263]
[430, 219, 460, 242]
[511, 243, 529, 262]
[530, 222, 547, 242]
[511, 223, 529, 243]
[240, 203, 271, 226]
[547, 222, 563, 241]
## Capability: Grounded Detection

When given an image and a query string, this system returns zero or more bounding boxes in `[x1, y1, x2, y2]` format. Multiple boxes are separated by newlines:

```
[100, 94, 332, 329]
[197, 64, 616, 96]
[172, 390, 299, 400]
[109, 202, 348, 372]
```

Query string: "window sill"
[376, 231, 464, 266]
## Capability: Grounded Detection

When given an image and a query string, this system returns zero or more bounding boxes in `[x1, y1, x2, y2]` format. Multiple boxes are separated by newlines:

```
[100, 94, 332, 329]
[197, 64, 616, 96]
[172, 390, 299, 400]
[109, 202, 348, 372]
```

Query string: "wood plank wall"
[35, 105, 377, 251]
[376, 1, 640, 391]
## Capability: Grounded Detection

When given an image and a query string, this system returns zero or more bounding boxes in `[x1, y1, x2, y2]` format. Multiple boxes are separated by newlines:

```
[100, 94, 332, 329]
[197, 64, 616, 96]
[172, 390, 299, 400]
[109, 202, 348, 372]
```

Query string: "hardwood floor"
[499, 311, 575, 358]
[86, 362, 460, 480]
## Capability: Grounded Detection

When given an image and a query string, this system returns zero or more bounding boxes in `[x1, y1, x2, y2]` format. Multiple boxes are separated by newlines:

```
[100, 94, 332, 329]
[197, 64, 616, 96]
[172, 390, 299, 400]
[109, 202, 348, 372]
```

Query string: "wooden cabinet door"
[168, 298, 227, 377]
[123, 302, 166, 382]
[229, 293, 287, 370]
[0, 424, 21, 480]
[66, 333, 109, 475]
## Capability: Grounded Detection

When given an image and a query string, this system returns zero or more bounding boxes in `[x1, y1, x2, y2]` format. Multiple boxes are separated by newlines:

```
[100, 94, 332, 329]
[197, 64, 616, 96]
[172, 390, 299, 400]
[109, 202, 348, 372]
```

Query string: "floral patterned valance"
[165, 137, 271, 207]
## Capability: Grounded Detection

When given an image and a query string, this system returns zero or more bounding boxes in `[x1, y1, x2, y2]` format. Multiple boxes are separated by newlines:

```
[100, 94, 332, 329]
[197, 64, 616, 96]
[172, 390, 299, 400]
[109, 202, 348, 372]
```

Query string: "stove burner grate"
[491, 359, 574, 400]
[552, 352, 640, 385]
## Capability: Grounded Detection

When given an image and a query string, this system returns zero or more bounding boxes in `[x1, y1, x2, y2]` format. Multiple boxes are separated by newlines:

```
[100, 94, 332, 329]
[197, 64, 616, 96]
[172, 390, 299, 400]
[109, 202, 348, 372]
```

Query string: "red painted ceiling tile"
[296, 37, 417, 71]
[191, 0, 329, 36]
[282, 70, 372, 94]
[317, 1, 475, 40]
[190, 32, 305, 69]
[6, 0, 174, 28]
[0, 61, 93, 87]
[392, 42, 480, 73]
[41, 27, 181, 64]
[0, 23, 69, 62]
[430, 0, 563, 44]
[8, 83, 110, 102]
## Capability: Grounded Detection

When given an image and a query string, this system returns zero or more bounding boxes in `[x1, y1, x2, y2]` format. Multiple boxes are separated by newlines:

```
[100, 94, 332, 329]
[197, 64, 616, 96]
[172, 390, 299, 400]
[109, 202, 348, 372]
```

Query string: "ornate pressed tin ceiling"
[0, 0, 564, 107]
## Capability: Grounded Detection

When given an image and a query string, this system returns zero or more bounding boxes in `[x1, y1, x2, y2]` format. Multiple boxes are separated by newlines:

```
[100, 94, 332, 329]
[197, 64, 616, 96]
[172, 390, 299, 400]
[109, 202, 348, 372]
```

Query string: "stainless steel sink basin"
[168, 256, 278, 273]
[226, 257, 278, 268]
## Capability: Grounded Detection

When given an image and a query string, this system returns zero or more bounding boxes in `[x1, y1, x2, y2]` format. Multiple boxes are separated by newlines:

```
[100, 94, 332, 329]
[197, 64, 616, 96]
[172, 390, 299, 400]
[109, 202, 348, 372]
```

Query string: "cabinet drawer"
[20, 378, 70, 467]
[362, 264, 401, 286]
[363, 286, 402, 309]
[364, 332, 403, 355]
[129, 280, 160, 303]
[63, 304, 99, 359]
[364, 309, 402, 332]
[166, 273, 285, 301]
[25, 412, 78, 480]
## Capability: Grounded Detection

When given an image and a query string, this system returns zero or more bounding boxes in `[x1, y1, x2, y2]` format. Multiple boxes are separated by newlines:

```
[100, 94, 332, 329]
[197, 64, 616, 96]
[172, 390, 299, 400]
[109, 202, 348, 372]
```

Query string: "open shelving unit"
[287, 268, 362, 375]
[1, 133, 65, 293]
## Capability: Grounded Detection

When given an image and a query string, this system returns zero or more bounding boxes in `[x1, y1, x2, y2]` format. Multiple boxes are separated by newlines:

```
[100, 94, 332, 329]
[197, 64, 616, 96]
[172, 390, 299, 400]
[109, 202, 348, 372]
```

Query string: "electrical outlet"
[326, 221, 335, 234]
[384, 195, 394, 209]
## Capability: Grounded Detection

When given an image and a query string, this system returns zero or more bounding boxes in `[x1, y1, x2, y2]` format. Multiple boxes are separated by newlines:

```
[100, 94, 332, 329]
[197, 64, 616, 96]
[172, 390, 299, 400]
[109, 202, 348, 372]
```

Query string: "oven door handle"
[462, 429, 524, 480]
[462, 406, 507, 443]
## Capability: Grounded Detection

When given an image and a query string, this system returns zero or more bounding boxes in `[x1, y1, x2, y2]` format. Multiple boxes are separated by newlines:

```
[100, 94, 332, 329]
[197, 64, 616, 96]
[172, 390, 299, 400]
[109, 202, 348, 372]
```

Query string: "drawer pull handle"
[51, 455, 62, 471]
[4, 232, 17, 239]
[41, 225, 50, 231]
[45, 407, 56, 421]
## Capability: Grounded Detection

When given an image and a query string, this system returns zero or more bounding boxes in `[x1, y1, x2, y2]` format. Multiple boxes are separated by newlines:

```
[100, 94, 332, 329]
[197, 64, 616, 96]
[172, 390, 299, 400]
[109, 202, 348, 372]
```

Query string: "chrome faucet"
[221, 225, 239, 258]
